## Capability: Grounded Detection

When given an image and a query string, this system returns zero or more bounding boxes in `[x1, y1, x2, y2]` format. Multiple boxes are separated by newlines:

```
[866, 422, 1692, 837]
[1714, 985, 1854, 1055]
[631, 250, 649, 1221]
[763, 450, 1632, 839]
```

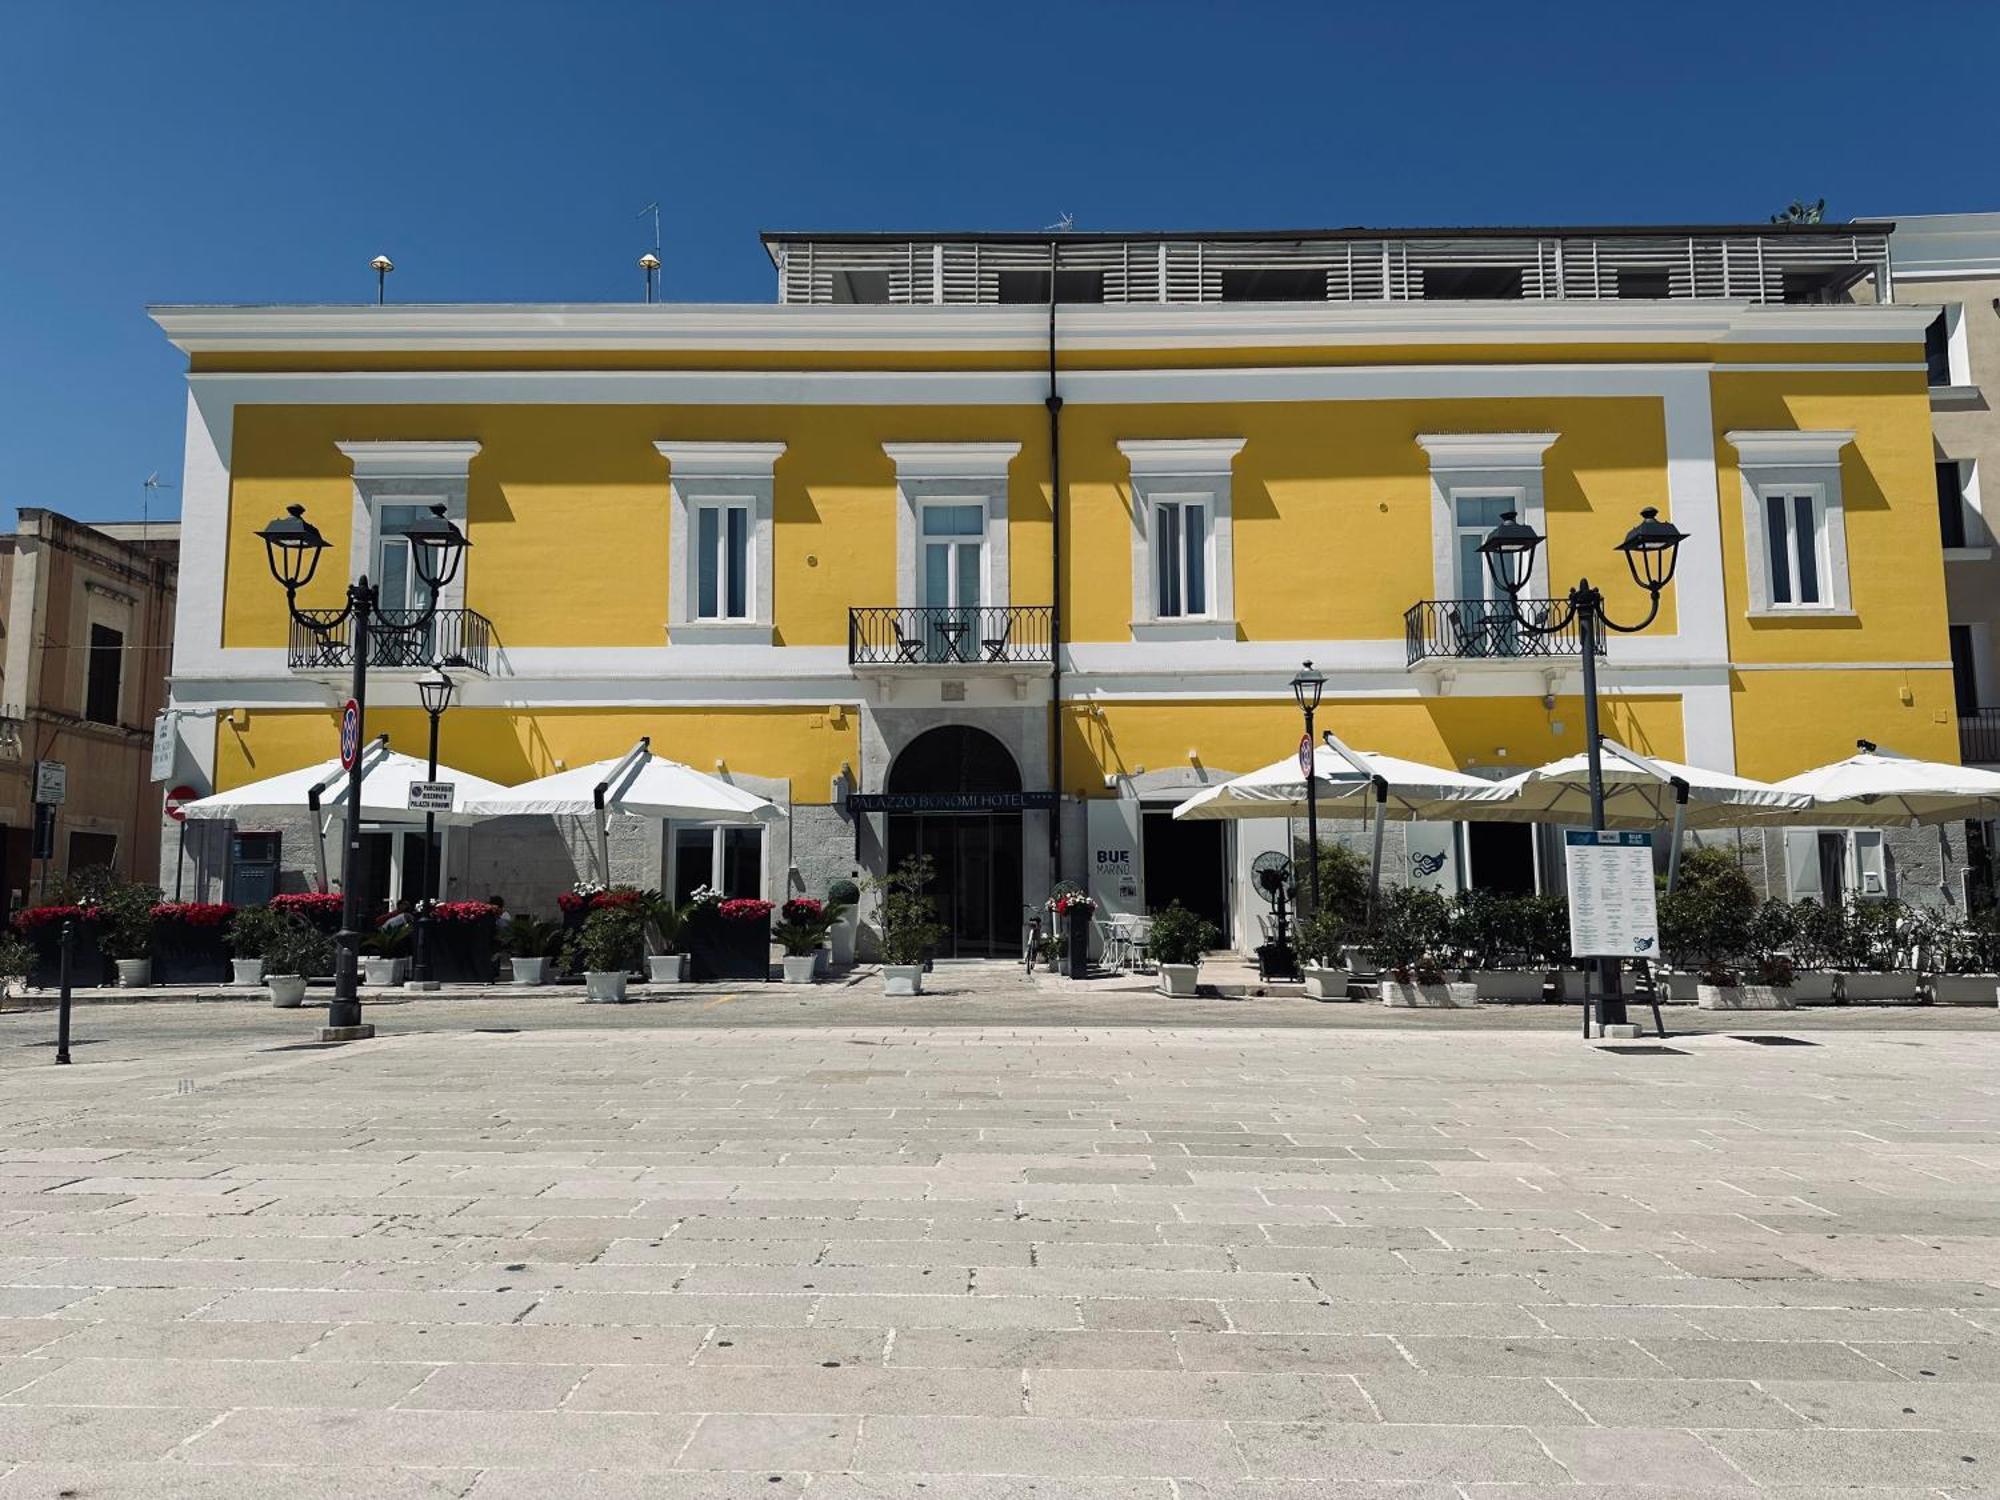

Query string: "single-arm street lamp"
[411, 668, 456, 989]
[1480, 506, 1686, 1032]
[1290, 660, 1327, 914]
[256, 501, 469, 1036]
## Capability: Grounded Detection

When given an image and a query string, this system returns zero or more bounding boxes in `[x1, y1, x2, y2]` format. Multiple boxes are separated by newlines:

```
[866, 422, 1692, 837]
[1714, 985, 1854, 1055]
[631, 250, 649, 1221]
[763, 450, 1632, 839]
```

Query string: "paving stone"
[186, 1406, 700, 1468]
[0, 1404, 226, 1462]
[1027, 1368, 1374, 1422]
[1175, 1334, 1415, 1375]
[4, 1356, 430, 1409]
[0, 1462, 477, 1498]
[1699, 1427, 2000, 1487]
[856, 1413, 1246, 1478]
[571, 1362, 1021, 1415]
[886, 1328, 1180, 1370]
[397, 1362, 584, 1410]
[1356, 1374, 1592, 1425]
[1230, 1420, 1568, 1483]
[1761, 1377, 2000, 1429]
[1553, 1375, 1805, 1427]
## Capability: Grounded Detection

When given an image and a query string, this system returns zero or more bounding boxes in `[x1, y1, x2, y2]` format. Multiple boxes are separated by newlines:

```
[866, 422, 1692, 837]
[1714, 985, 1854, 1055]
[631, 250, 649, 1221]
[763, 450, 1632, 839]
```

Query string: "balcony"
[1962, 708, 2000, 766]
[1404, 598, 1600, 668]
[848, 606, 1053, 670]
[287, 606, 494, 676]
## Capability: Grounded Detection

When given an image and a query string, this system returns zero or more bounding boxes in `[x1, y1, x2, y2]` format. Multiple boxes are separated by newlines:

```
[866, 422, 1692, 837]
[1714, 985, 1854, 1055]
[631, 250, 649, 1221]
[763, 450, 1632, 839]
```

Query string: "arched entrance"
[885, 726, 1024, 958]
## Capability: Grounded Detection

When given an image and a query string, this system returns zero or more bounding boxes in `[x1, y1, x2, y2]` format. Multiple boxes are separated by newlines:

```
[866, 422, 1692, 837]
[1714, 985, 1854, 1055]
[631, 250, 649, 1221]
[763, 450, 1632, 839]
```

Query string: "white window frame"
[883, 443, 1018, 612]
[1725, 430, 1855, 617]
[917, 500, 988, 610]
[336, 441, 480, 617]
[668, 822, 768, 901]
[1415, 433, 1556, 603]
[1756, 483, 1834, 610]
[1783, 827, 1888, 903]
[690, 498, 755, 622]
[1120, 438, 1244, 642]
[1447, 486, 1528, 600]
[1149, 493, 1214, 620]
[656, 441, 785, 645]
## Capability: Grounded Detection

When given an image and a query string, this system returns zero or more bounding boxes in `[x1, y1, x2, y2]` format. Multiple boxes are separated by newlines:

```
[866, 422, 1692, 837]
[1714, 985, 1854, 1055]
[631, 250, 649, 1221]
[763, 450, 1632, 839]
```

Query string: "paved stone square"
[0, 1000, 1997, 1497]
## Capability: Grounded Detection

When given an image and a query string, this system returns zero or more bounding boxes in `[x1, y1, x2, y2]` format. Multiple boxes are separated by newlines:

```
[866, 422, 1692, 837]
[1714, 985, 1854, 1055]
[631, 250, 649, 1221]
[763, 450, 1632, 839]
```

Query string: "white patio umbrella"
[459, 736, 782, 882]
[1767, 740, 2000, 827]
[180, 735, 512, 890]
[1173, 731, 1513, 917]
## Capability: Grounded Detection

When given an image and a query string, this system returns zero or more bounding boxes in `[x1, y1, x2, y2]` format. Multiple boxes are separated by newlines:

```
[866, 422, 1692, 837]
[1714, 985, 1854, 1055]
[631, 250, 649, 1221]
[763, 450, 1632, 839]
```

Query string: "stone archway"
[884, 726, 1024, 959]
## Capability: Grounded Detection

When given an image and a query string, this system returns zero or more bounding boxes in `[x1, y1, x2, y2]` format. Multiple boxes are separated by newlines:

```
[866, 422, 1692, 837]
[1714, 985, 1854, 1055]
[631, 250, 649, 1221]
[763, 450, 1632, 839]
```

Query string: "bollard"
[55, 918, 73, 1065]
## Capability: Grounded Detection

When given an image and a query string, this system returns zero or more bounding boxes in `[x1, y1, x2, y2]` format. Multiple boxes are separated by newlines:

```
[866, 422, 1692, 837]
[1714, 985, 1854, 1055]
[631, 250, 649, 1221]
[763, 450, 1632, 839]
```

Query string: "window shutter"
[1784, 830, 1823, 901]
[1850, 831, 1887, 898]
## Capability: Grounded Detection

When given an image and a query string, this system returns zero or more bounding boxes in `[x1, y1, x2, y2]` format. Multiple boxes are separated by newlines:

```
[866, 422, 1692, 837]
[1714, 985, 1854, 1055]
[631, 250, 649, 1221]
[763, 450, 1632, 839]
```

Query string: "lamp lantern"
[256, 504, 330, 593]
[1477, 510, 1543, 599]
[1616, 506, 1687, 594]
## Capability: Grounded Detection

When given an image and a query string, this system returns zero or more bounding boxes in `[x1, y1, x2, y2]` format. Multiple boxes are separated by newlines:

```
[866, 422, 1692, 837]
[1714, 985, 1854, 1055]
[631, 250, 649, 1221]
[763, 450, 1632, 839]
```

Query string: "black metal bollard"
[55, 918, 73, 1065]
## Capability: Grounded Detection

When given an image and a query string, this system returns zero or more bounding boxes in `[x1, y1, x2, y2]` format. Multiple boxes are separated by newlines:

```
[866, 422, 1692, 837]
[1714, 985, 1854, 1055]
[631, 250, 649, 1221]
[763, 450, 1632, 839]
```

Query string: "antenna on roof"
[141, 472, 174, 543]
[638, 201, 661, 253]
[1044, 212, 1075, 233]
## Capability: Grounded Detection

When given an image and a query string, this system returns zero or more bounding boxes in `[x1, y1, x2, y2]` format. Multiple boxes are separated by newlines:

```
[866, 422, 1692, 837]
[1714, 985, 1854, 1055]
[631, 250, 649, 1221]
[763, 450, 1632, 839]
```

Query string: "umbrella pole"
[1366, 779, 1387, 929]
[1664, 784, 1688, 897]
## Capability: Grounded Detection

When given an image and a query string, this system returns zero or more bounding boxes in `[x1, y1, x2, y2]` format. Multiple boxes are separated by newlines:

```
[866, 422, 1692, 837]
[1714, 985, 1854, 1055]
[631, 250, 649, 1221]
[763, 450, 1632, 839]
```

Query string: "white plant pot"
[882, 963, 924, 996]
[510, 957, 550, 986]
[782, 955, 818, 985]
[1380, 979, 1478, 1008]
[1791, 970, 1838, 1003]
[584, 970, 629, 1003]
[646, 953, 689, 983]
[1555, 967, 1589, 1001]
[1837, 971, 1920, 1004]
[1655, 971, 1700, 1004]
[267, 974, 308, 1008]
[1157, 963, 1201, 997]
[831, 918, 856, 965]
[1929, 973, 2000, 1006]
[114, 958, 153, 989]
[231, 957, 266, 986]
[1464, 969, 1548, 1002]
[1697, 982, 1794, 1011]
[392, 957, 411, 985]
[1302, 965, 1347, 1000]
[359, 957, 398, 987]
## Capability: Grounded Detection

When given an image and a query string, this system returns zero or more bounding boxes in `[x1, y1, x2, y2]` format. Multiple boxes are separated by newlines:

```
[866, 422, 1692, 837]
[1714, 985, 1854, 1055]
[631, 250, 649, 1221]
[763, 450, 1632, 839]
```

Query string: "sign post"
[1564, 830, 1660, 1036]
[151, 712, 177, 782]
[165, 785, 198, 902]
[32, 761, 65, 900]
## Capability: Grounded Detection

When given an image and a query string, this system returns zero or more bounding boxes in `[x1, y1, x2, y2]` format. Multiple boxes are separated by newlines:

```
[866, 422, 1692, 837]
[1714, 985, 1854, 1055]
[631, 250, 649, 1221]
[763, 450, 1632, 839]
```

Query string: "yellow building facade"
[151, 224, 1958, 953]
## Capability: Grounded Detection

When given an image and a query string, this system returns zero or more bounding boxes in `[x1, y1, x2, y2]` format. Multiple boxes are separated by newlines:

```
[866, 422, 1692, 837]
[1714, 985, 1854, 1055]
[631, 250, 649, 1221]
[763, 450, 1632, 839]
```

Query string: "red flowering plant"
[13, 904, 98, 934]
[718, 898, 774, 922]
[427, 900, 497, 924]
[1045, 883, 1097, 917]
[269, 892, 344, 931]
[771, 897, 839, 958]
[151, 902, 235, 929]
[558, 883, 644, 916]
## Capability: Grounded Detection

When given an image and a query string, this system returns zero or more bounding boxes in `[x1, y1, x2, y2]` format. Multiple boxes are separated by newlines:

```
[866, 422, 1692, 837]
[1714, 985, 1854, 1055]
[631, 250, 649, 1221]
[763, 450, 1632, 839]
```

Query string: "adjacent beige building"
[0, 511, 178, 912]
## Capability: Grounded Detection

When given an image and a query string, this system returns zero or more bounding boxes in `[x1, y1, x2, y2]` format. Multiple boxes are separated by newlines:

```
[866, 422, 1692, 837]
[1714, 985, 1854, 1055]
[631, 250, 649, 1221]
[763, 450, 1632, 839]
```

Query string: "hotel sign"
[848, 791, 1058, 813]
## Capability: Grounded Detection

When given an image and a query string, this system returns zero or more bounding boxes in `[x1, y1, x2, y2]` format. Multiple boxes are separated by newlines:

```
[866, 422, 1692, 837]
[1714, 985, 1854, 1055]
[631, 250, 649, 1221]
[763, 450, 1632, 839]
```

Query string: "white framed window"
[1725, 430, 1855, 617]
[1152, 496, 1211, 618]
[1416, 433, 1556, 604]
[693, 501, 753, 621]
[1759, 485, 1832, 608]
[670, 824, 765, 904]
[883, 443, 1018, 619]
[1783, 827, 1887, 904]
[1120, 438, 1243, 641]
[920, 502, 985, 611]
[657, 441, 785, 645]
[335, 441, 481, 618]
[374, 500, 445, 613]
[1450, 490, 1523, 601]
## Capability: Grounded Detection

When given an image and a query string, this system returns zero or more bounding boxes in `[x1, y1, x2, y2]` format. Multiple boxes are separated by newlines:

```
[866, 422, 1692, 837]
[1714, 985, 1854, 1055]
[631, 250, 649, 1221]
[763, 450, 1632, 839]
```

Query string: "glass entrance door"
[886, 811, 1022, 959]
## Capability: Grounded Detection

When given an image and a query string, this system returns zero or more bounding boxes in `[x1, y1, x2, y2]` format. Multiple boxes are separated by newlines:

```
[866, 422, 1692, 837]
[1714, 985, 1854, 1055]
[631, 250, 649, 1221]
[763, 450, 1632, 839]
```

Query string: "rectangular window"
[1220, 267, 1328, 301]
[1938, 461, 1969, 549]
[1925, 311, 1952, 386]
[1762, 488, 1827, 607]
[1421, 266, 1523, 300]
[1616, 269, 1672, 299]
[995, 269, 1105, 304]
[694, 503, 750, 620]
[1154, 501, 1209, 618]
[84, 624, 122, 725]
[672, 825, 764, 904]
[1950, 624, 1979, 714]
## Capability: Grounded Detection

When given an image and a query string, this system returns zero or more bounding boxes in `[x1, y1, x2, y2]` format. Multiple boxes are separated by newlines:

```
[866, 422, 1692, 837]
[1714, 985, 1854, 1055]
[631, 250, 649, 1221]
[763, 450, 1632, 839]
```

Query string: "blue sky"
[2, 0, 1993, 526]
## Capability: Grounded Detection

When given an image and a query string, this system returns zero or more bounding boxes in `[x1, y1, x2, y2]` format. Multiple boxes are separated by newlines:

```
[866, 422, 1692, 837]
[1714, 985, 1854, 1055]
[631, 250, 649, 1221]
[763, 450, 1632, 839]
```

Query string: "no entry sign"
[164, 784, 198, 823]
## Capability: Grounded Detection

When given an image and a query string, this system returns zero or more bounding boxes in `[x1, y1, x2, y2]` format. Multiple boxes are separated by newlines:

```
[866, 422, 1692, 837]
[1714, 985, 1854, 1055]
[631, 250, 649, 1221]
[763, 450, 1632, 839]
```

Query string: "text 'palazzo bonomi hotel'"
[150, 220, 1960, 955]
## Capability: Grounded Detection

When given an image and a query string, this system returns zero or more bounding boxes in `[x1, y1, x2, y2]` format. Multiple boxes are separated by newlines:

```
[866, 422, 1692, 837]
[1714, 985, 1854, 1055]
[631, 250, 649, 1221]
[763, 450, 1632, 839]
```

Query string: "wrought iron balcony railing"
[1404, 598, 1600, 667]
[1961, 708, 2000, 766]
[849, 605, 1054, 668]
[287, 606, 494, 675]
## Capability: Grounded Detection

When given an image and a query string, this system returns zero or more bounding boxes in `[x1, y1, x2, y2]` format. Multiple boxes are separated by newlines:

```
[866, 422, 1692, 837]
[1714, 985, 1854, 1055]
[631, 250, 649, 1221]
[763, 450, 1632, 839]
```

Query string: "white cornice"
[1415, 432, 1559, 470]
[1116, 438, 1247, 477]
[652, 440, 787, 477]
[882, 441, 1021, 479]
[1724, 429, 1856, 466]
[149, 300, 1939, 355]
[334, 440, 481, 478]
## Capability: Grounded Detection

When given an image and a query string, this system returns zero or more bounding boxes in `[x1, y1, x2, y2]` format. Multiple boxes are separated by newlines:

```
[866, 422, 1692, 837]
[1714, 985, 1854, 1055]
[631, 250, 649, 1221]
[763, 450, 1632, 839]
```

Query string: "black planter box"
[688, 912, 772, 981]
[1064, 907, 1091, 979]
[152, 927, 231, 985]
[25, 922, 105, 989]
[426, 918, 498, 984]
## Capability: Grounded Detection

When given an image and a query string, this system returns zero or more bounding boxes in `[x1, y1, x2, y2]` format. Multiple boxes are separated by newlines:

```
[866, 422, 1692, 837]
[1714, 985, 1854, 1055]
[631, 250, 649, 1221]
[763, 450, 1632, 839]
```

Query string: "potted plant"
[1150, 901, 1218, 997]
[13, 903, 105, 989]
[1787, 897, 1842, 1002]
[1371, 885, 1471, 1006]
[1046, 884, 1097, 978]
[1914, 905, 2000, 1005]
[571, 906, 643, 1002]
[359, 922, 410, 986]
[684, 888, 775, 980]
[1030, 929, 1066, 971]
[637, 891, 691, 982]
[422, 900, 500, 983]
[502, 915, 564, 985]
[1294, 905, 1351, 1000]
[1833, 896, 1918, 1003]
[226, 904, 289, 986]
[97, 881, 163, 988]
[263, 912, 332, 1008]
[1658, 854, 1758, 1009]
[1731, 899, 1799, 1010]
[773, 897, 846, 984]
[270, 891, 344, 933]
[149, 901, 234, 984]
[1451, 889, 1545, 1001]
[827, 877, 862, 965]
[0, 935, 31, 1009]
[869, 855, 942, 995]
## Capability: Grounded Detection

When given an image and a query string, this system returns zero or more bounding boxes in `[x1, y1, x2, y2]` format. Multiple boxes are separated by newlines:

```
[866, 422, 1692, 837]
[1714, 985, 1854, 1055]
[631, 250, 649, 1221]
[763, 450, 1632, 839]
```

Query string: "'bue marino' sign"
[848, 791, 1058, 813]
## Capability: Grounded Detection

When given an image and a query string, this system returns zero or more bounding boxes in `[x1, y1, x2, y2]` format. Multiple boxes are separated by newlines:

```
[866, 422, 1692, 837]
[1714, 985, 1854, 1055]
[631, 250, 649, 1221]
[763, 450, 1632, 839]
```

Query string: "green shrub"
[868, 855, 944, 966]
[1745, 899, 1798, 987]
[1835, 897, 1908, 973]
[227, 904, 290, 960]
[0, 935, 32, 984]
[1370, 885, 1452, 983]
[1294, 905, 1351, 968]
[1659, 853, 1756, 984]
[1148, 902, 1218, 967]
[1520, 893, 1572, 967]
[1299, 840, 1372, 928]
[827, 877, 861, 908]
[263, 913, 334, 979]
[97, 881, 163, 961]
[501, 915, 565, 961]
[1788, 898, 1843, 971]
[569, 908, 644, 974]
[361, 922, 412, 958]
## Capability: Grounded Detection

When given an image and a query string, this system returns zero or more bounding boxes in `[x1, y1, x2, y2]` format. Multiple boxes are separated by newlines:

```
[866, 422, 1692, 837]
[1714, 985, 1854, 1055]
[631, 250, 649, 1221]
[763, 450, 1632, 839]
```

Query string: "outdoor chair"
[891, 614, 925, 663]
[1094, 917, 1124, 970]
[981, 616, 1012, 662]
[1125, 915, 1154, 972]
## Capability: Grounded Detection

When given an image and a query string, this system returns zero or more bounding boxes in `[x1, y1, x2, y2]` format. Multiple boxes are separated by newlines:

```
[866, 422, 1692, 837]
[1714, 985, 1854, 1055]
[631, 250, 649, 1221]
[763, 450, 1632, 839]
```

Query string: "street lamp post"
[1290, 661, 1327, 914]
[411, 669, 456, 990]
[256, 502, 469, 1036]
[1479, 506, 1686, 1032]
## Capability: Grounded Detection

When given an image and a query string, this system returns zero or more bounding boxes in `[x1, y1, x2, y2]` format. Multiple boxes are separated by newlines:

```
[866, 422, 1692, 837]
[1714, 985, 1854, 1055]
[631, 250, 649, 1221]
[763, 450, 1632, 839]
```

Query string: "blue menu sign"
[1563, 830, 1659, 959]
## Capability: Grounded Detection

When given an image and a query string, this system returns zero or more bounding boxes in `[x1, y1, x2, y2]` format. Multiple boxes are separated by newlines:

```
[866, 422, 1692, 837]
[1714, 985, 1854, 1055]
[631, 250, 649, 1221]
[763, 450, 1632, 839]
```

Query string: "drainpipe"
[1046, 239, 1065, 877]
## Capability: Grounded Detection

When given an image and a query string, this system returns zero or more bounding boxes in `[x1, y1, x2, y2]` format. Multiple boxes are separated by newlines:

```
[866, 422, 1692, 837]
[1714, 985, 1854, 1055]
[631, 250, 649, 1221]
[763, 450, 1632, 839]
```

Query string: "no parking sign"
[338, 699, 361, 770]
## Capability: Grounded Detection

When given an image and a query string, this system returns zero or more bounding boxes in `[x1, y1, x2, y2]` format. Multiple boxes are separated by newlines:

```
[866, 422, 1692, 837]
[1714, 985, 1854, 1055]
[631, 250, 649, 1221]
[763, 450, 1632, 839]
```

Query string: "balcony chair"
[981, 616, 1012, 662]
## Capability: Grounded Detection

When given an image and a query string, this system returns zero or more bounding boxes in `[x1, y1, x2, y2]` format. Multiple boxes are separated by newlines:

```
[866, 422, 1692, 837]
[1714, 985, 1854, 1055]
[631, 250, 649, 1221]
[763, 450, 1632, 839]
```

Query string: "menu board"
[1564, 830, 1660, 959]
